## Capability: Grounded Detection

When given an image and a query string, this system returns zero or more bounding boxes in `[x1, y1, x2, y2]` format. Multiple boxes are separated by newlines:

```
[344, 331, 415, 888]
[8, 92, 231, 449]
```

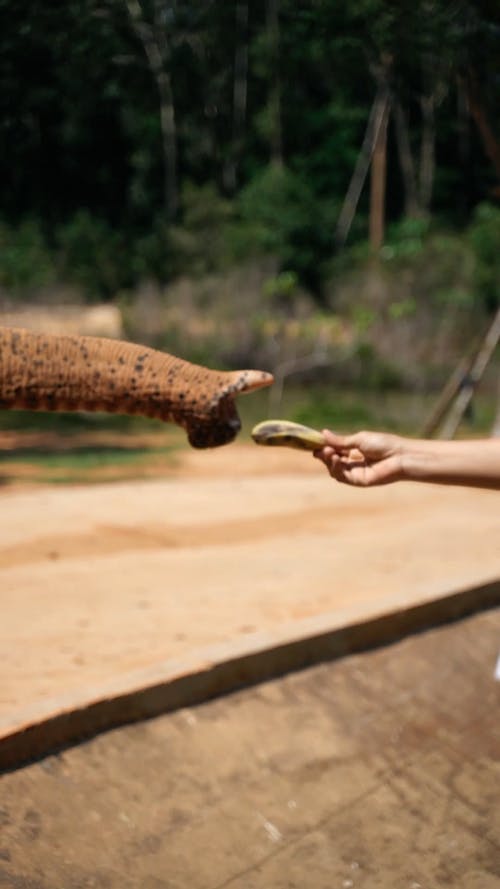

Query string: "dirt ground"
[1, 441, 500, 886]
[1, 609, 499, 888]
[2, 443, 500, 744]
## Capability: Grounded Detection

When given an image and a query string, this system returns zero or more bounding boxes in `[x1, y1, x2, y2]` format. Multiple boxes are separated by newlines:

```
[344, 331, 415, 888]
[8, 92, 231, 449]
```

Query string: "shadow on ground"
[1, 609, 499, 889]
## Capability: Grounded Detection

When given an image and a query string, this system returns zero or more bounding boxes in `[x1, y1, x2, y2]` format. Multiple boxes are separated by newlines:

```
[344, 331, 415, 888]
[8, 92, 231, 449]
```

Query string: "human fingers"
[321, 430, 360, 452]
[325, 429, 403, 463]
[321, 452, 372, 486]
[313, 446, 350, 480]
[321, 430, 380, 461]
[313, 444, 334, 465]
[315, 450, 346, 481]
[313, 438, 365, 468]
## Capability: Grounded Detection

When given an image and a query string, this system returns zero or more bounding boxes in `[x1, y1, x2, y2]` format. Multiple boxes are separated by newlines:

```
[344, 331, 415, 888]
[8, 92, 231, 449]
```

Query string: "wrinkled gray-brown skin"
[0, 327, 273, 448]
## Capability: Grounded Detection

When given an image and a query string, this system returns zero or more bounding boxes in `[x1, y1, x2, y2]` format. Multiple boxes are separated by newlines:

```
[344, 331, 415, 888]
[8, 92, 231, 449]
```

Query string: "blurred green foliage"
[0, 219, 56, 291]
[0, 0, 497, 304]
[1, 202, 497, 315]
[56, 211, 130, 299]
[467, 203, 500, 310]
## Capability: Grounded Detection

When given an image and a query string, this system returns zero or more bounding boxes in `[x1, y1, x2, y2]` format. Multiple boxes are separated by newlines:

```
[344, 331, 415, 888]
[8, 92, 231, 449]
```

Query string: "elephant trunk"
[0, 327, 273, 448]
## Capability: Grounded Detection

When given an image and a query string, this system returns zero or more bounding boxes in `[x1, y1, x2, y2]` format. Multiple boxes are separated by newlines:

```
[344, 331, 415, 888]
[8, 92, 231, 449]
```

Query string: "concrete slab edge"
[2, 578, 499, 772]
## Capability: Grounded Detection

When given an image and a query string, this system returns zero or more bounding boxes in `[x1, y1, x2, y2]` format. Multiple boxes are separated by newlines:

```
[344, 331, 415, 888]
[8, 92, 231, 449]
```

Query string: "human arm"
[313, 430, 500, 490]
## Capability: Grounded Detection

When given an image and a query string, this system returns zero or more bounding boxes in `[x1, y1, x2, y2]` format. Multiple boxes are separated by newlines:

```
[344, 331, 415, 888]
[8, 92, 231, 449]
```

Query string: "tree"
[252, 0, 284, 167]
[224, 1, 249, 192]
[0, 0, 498, 297]
[122, 0, 179, 218]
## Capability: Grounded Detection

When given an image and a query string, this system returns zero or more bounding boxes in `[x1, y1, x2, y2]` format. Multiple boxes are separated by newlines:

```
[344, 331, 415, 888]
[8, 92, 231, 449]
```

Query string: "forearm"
[400, 437, 500, 489]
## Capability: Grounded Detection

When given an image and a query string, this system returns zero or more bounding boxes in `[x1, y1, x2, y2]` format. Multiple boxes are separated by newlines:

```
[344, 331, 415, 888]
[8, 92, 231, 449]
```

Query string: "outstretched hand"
[314, 430, 404, 487]
[314, 429, 500, 490]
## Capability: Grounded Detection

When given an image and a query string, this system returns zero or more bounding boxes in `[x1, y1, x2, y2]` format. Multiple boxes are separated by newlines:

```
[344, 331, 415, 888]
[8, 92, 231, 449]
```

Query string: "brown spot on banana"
[251, 419, 326, 451]
[0, 327, 273, 448]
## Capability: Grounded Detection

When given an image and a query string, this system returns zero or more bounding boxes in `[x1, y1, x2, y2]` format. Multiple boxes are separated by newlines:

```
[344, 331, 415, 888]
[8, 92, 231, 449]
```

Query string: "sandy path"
[1, 445, 500, 734]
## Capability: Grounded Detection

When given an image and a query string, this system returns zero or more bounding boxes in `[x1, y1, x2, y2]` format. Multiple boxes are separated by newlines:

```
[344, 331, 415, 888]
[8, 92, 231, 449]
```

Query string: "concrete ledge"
[2, 577, 499, 772]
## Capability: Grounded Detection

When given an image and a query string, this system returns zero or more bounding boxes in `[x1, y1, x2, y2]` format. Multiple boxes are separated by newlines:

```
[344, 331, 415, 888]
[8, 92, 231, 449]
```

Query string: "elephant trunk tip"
[230, 369, 274, 395]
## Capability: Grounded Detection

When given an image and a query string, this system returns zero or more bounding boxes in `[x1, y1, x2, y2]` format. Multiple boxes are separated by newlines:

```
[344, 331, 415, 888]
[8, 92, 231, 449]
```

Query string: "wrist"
[399, 438, 435, 482]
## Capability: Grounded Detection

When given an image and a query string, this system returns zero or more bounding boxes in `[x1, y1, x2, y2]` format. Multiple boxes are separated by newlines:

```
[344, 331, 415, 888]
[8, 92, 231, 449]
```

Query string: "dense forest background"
[0, 0, 499, 392]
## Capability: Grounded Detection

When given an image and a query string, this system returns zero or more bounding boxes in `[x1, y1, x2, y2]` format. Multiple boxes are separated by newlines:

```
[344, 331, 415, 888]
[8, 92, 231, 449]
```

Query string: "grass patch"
[0, 409, 167, 435]
[0, 438, 181, 486]
[237, 385, 423, 436]
[0, 444, 169, 468]
[292, 396, 375, 431]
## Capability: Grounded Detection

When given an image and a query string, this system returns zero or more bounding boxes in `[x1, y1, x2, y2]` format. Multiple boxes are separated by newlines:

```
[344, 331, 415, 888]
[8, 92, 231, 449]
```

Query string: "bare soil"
[1, 442, 500, 735]
[1, 609, 499, 888]
[1, 441, 499, 887]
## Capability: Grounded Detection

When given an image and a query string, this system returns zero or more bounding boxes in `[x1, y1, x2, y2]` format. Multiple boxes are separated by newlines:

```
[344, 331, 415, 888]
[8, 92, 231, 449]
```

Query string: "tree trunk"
[335, 89, 389, 248]
[124, 0, 178, 218]
[267, 0, 283, 167]
[420, 351, 475, 437]
[461, 68, 500, 195]
[224, 1, 249, 192]
[456, 76, 471, 216]
[439, 308, 500, 439]
[369, 95, 390, 250]
[418, 93, 436, 215]
[491, 374, 500, 437]
[157, 68, 178, 217]
[394, 100, 420, 218]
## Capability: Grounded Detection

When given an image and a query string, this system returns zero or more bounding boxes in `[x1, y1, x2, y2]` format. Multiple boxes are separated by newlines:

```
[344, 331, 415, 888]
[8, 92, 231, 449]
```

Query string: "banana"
[251, 419, 326, 451]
